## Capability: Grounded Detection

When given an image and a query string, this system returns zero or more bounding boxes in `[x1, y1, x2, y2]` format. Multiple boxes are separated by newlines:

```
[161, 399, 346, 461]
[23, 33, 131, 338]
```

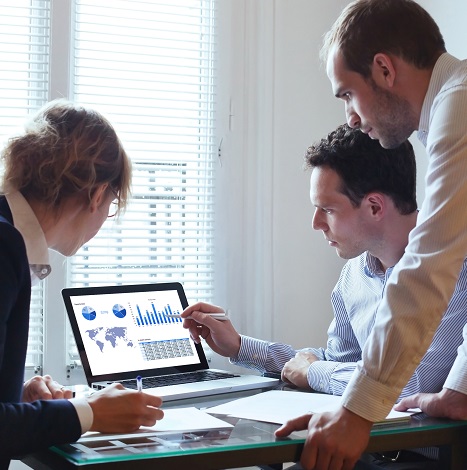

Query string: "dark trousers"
[354, 451, 440, 470]
[285, 451, 440, 470]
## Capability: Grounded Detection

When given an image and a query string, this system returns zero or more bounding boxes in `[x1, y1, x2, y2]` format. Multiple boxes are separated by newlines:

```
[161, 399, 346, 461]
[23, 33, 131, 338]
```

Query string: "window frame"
[35, 0, 219, 383]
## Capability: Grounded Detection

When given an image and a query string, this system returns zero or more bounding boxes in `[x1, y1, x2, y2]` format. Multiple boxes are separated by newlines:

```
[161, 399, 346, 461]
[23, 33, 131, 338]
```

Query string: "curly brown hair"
[1, 99, 131, 216]
[305, 124, 417, 215]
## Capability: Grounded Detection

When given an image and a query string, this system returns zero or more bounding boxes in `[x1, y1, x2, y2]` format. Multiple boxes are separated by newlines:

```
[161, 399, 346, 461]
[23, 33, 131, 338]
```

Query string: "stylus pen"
[136, 375, 143, 392]
[163, 313, 229, 321]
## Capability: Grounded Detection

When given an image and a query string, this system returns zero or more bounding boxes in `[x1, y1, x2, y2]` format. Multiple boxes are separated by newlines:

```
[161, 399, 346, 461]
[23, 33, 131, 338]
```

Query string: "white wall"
[270, 0, 351, 348]
[212, 0, 467, 362]
[213, 1, 350, 360]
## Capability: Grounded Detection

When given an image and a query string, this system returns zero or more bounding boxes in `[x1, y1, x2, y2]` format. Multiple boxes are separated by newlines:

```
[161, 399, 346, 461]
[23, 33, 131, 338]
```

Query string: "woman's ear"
[89, 183, 109, 213]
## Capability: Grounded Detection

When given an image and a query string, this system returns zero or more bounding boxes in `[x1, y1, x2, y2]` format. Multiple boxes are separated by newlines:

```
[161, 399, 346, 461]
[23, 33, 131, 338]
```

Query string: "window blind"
[0, 0, 50, 371]
[0, 0, 49, 143]
[67, 0, 217, 361]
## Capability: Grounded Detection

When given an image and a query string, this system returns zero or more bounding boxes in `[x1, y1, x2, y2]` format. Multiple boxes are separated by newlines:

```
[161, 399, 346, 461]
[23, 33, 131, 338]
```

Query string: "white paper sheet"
[206, 390, 414, 425]
[79, 406, 233, 441]
[145, 406, 234, 431]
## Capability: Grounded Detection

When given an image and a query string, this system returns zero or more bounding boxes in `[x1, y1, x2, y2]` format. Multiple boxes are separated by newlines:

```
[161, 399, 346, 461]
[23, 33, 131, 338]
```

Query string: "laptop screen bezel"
[62, 282, 209, 385]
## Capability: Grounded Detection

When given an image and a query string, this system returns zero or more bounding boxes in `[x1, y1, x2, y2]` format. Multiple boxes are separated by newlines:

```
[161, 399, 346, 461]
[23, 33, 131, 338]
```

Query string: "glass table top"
[50, 407, 467, 465]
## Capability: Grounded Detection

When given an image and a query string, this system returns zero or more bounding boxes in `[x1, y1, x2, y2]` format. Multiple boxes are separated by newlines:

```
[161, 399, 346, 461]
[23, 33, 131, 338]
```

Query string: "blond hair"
[2, 99, 131, 215]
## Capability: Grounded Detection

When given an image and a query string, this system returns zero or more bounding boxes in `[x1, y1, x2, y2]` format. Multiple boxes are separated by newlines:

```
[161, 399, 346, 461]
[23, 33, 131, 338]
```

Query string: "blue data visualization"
[112, 304, 127, 318]
[82, 306, 97, 321]
[135, 303, 181, 327]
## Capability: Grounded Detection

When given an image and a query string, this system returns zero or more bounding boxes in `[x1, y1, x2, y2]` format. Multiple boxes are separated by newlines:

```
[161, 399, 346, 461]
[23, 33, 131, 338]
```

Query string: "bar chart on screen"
[135, 303, 181, 326]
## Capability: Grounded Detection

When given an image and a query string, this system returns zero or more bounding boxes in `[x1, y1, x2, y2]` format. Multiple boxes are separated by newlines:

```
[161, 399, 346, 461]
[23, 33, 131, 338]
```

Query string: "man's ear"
[371, 53, 396, 88]
[90, 183, 109, 213]
[365, 193, 385, 219]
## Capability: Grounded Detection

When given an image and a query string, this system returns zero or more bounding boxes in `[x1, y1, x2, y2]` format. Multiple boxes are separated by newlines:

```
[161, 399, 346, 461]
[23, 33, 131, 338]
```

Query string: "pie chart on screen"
[82, 306, 96, 321]
[112, 304, 127, 318]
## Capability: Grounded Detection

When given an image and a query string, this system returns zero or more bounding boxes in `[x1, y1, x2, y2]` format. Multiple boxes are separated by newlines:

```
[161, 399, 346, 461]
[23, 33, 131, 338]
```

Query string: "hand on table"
[22, 374, 73, 402]
[281, 351, 318, 389]
[181, 302, 241, 358]
[275, 406, 372, 470]
[395, 387, 467, 420]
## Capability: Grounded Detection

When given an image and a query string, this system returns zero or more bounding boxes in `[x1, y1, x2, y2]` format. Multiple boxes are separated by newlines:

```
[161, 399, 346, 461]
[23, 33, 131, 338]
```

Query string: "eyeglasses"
[108, 198, 119, 218]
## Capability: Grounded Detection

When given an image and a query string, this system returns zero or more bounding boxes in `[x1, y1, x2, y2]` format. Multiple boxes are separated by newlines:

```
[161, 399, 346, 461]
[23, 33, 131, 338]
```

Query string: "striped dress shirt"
[233, 251, 467, 400]
[342, 53, 467, 422]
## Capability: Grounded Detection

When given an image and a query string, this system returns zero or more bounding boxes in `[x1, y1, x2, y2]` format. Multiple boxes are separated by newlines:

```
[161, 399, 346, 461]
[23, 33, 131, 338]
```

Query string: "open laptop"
[62, 282, 279, 401]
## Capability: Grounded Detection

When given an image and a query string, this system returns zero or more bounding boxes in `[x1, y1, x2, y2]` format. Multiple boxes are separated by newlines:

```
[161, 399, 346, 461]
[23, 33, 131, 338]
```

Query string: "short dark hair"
[321, 0, 446, 78]
[305, 124, 417, 215]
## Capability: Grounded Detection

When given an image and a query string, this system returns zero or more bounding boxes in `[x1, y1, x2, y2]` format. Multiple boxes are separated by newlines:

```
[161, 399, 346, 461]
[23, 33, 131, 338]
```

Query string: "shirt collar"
[363, 252, 392, 279]
[417, 52, 461, 146]
[5, 191, 51, 280]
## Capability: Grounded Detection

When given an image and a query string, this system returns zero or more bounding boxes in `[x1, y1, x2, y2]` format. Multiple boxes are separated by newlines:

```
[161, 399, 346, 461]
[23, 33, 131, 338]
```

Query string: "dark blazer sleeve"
[0, 218, 82, 462]
[0, 399, 82, 458]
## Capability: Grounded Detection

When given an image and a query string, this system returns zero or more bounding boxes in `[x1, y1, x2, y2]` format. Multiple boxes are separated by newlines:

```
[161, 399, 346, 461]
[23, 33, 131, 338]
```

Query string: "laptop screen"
[63, 282, 209, 384]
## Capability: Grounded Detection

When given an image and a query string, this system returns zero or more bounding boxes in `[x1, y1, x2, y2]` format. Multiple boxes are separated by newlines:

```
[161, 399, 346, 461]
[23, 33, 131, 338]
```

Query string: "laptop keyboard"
[122, 370, 239, 389]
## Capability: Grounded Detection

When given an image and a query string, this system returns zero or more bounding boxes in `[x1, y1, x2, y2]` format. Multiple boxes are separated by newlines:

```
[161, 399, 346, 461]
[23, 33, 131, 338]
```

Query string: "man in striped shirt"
[182, 123, 466, 404]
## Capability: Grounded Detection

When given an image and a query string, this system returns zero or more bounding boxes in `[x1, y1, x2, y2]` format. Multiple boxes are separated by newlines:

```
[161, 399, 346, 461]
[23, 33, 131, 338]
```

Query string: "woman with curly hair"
[0, 100, 163, 469]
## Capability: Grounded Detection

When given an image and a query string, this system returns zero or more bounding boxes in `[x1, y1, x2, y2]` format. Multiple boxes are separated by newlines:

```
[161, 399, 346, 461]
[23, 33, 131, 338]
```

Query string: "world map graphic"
[85, 327, 135, 352]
